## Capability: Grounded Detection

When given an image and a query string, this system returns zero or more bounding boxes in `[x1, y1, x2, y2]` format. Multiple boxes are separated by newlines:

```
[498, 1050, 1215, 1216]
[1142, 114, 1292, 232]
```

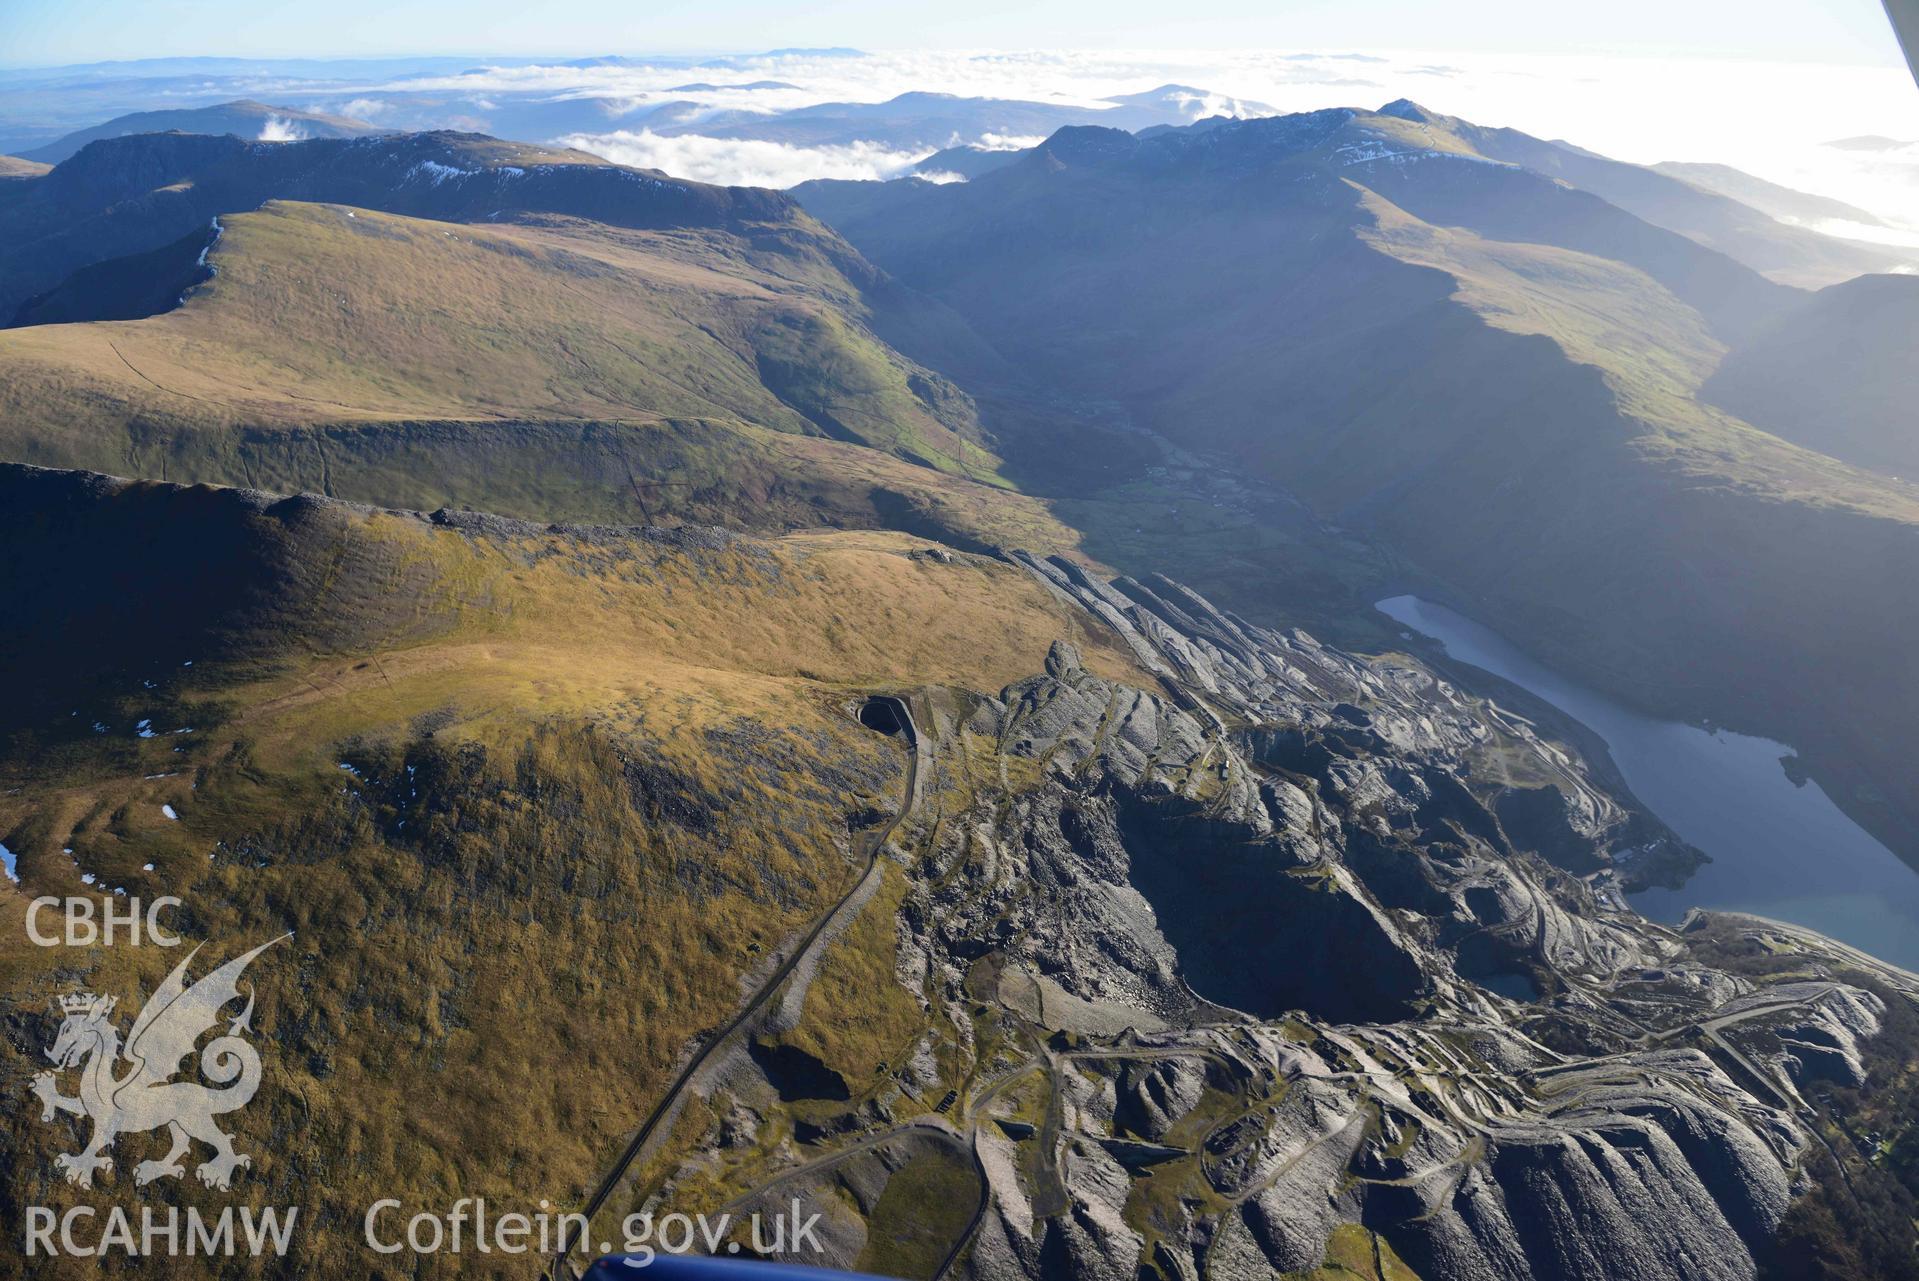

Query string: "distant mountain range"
[164, 84, 1273, 159]
[1651, 160, 1889, 228]
[619, 85, 1274, 152]
[888, 99, 1913, 288]
[0, 61, 1274, 169]
[1393, 103, 1913, 287]
[18, 99, 385, 164]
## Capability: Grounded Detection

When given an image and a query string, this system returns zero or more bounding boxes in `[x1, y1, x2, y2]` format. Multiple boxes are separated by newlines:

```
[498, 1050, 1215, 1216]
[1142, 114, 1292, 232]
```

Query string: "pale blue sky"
[0, 0, 1905, 69]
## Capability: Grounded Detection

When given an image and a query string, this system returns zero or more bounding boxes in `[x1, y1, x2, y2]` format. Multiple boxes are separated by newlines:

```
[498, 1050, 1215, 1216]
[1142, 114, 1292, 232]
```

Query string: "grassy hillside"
[0, 200, 992, 476]
[0, 464, 1146, 1279]
[0, 169, 1325, 616]
[0, 188, 1102, 557]
[1355, 187, 1919, 516]
[0, 154, 49, 179]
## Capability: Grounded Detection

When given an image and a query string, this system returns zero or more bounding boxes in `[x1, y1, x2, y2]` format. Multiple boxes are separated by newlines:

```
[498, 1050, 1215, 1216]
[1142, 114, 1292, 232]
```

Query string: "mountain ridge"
[792, 104, 1919, 876]
[0, 129, 802, 316]
[18, 97, 386, 164]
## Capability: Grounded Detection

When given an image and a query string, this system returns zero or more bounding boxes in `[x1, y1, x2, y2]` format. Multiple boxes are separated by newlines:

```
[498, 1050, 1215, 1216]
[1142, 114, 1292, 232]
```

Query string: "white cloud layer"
[164, 48, 1919, 219]
[433, 50, 1919, 222]
[256, 115, 305, 142]
[557, 129, 935, 187]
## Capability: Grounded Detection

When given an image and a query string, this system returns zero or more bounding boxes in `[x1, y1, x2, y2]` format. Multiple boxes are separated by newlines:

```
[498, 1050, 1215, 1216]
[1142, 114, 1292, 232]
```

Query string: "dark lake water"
[1377, 594, 1919, 969]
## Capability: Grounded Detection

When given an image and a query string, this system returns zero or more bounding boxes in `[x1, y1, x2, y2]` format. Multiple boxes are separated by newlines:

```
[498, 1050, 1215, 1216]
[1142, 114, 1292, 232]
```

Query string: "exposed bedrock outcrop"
[692, 556, 1908, 1281]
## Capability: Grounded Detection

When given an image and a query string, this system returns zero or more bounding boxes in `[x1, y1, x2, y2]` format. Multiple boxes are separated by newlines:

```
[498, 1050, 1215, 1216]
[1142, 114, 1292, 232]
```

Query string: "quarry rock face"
[697, 554, 1906, 1281]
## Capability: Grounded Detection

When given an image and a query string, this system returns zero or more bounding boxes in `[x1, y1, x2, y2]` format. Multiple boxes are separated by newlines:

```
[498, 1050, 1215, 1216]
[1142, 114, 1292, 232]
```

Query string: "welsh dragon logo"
[31, 936, 287, 1191]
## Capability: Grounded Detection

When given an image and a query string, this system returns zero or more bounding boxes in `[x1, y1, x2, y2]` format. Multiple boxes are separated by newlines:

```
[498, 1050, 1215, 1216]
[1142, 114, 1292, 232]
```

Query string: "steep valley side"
[793, 115, 1919, 876]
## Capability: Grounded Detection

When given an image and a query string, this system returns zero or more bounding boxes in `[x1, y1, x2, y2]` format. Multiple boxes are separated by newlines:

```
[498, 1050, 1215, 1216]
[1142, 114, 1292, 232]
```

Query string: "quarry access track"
[551, 694, 925, 1279]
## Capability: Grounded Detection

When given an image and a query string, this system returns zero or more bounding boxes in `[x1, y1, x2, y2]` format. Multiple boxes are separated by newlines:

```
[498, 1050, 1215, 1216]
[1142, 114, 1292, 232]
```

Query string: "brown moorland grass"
[0, 490, 1147, 1279]
[0, 199, 995, 478]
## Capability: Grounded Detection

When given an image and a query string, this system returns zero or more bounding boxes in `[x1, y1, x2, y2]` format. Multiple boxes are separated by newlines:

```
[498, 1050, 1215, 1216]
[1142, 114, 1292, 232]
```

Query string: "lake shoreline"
[1377, 594, 1919, 970]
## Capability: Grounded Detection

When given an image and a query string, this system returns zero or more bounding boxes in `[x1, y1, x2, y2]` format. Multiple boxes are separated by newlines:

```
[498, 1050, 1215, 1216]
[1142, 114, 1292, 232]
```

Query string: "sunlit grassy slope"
[0, 466, 1146, 1279]
[0, 194, 1096, 558]
[0, 199, 993, 477]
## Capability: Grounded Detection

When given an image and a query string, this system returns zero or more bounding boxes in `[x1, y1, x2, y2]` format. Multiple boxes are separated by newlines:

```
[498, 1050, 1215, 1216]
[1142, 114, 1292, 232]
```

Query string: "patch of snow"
[408, 159, 477, 185]
[195, 217, 223, 268]
[161, 804, 179, 821]
[135, 719, 155, 738]
[80, 872, 95, 885]
[142, 862, 155, 871]
[1333, 138, 1508, 169]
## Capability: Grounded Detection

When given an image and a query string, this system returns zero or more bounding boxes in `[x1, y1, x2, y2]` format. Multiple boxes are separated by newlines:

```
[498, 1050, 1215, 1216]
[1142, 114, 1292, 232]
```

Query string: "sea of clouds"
[549, 132, 942, 187]
[31, 46, 1919, 223]
[378, 48, 1916, 226]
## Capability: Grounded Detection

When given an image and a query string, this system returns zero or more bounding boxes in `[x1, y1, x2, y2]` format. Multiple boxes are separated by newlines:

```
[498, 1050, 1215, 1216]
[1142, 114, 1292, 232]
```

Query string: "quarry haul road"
[551, 695, 924, 1279]
[705, 1055, 1045, 1281]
